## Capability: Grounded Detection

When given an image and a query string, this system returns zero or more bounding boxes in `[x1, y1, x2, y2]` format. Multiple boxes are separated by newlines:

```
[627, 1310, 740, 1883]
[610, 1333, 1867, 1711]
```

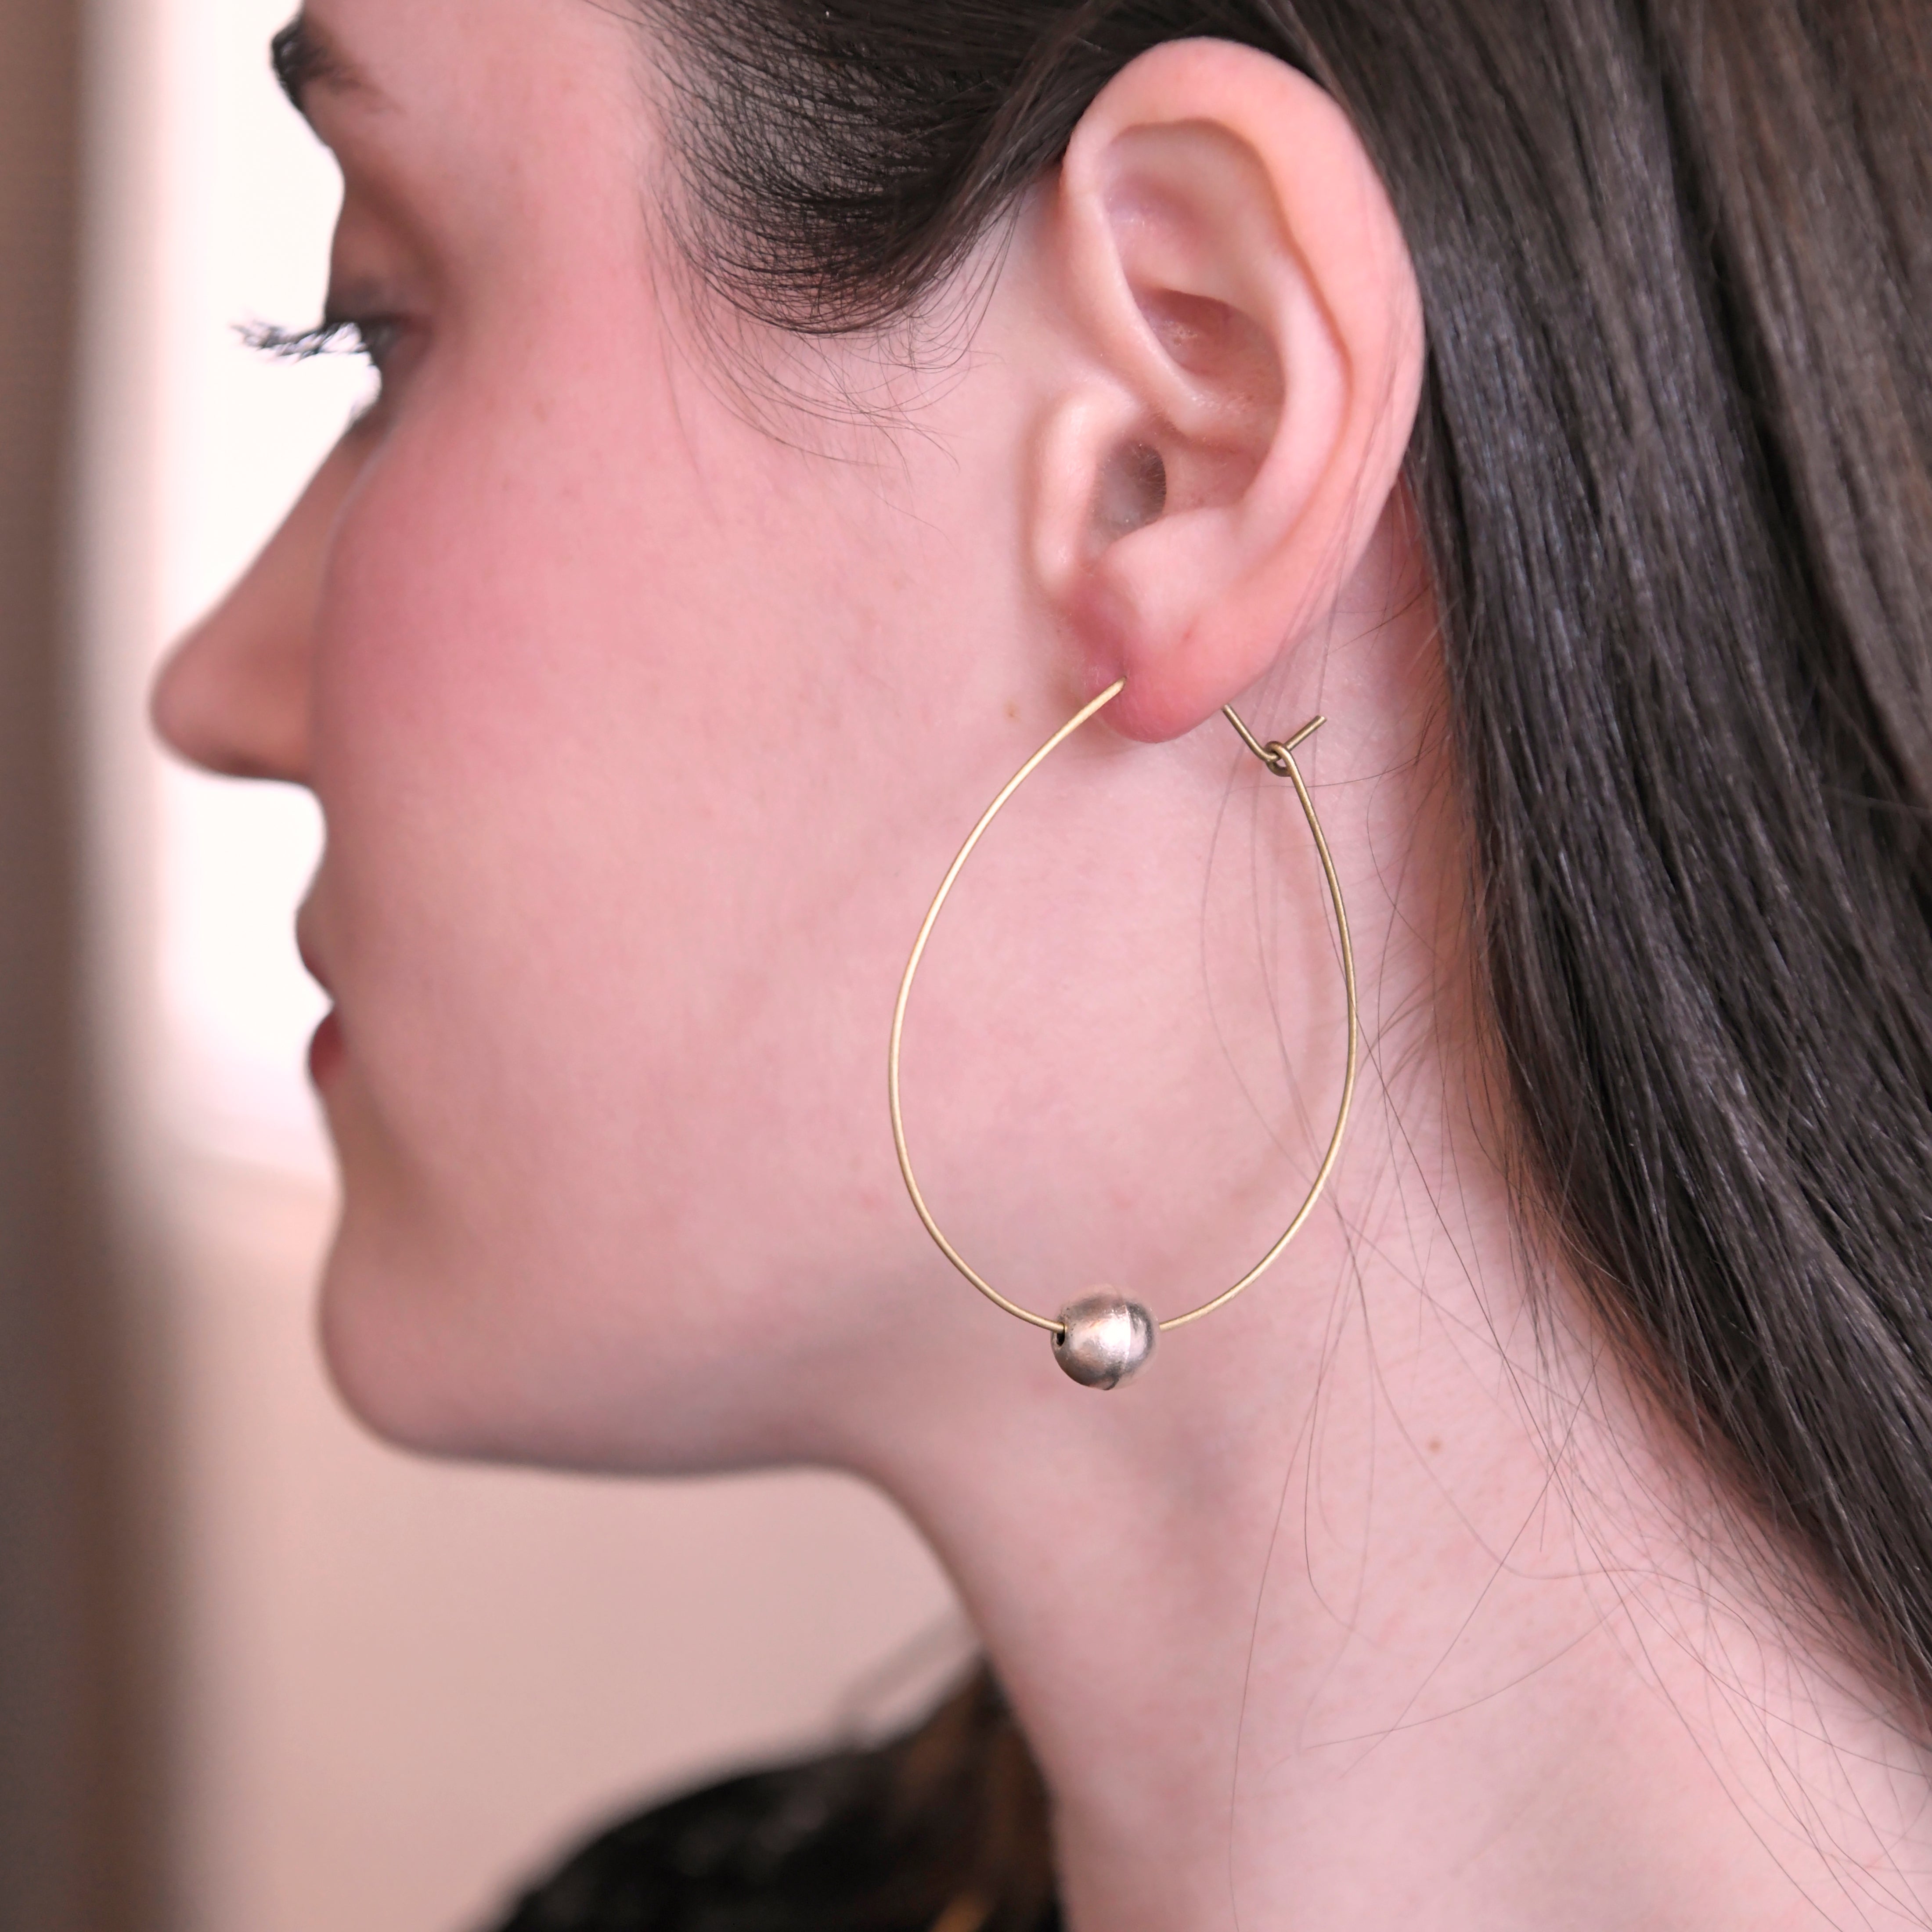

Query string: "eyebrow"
[270, 13, 380, 118]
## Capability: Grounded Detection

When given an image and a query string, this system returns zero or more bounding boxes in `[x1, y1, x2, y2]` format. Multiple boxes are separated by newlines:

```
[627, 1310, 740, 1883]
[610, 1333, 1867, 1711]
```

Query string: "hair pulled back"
[639, 0, 1932, 1721]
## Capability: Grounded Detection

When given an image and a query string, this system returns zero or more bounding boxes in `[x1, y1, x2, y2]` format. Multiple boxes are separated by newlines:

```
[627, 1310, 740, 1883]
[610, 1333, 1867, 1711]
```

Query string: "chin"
[314, 1197, 842, 1478]
[306, 1111, 624, 1466]
[314, 1218, 523, 1463]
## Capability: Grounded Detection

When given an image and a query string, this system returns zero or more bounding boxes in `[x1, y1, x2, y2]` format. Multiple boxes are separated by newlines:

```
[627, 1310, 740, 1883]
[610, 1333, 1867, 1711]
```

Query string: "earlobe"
[1030, 40, 1425, 743]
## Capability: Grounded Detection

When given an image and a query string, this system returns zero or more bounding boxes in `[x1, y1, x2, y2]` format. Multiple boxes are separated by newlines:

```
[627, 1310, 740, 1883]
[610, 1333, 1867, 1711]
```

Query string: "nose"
[151, 425, 372, 782]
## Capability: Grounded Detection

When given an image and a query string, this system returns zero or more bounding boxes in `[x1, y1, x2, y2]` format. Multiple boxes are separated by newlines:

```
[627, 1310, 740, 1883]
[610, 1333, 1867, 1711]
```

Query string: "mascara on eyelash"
[237, 317, 370, 360]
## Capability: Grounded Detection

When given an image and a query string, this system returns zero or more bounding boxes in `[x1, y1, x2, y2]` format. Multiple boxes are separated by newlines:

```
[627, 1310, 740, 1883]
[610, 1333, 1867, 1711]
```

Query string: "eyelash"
[242, 315, 402, 373]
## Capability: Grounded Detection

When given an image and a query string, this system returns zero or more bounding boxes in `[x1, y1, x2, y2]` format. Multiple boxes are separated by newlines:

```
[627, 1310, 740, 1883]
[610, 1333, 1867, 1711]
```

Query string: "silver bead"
[1053, 1290, 1156, 1389]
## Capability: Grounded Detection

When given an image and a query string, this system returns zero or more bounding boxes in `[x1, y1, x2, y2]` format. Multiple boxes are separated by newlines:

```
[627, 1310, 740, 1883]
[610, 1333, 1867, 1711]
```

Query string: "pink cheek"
[316, 395, 666, 774]
[301, 372, 744, 1106]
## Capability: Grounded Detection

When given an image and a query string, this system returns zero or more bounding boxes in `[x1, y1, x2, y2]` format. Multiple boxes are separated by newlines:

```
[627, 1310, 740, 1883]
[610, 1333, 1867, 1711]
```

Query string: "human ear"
[1031, 40, 1424, 743]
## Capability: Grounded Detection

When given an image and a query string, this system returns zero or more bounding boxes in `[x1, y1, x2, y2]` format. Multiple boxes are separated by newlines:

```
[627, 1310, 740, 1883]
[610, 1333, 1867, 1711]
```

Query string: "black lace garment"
[488, 1672, 1061, 1932]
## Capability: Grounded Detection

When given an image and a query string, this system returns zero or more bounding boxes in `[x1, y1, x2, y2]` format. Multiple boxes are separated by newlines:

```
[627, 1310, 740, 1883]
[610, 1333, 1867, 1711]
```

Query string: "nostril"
[148, 425, 360, 782]
[150, 623, 242, 774]
[148, 628, 215, 763]
[149, 616, 312, 783]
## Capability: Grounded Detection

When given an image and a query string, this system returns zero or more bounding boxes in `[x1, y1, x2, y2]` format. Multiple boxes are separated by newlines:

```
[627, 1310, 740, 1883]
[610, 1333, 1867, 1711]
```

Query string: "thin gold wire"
[887, 678, 1359, 1336]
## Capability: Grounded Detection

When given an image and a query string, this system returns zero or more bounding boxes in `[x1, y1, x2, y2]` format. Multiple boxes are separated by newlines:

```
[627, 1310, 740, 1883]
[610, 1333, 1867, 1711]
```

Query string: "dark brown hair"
[640, 0, 1932, 1725]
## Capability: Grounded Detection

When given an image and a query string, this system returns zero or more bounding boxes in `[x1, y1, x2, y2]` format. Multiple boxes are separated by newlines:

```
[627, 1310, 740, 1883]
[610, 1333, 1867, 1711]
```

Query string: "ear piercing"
[887, 680, 1358, 1388]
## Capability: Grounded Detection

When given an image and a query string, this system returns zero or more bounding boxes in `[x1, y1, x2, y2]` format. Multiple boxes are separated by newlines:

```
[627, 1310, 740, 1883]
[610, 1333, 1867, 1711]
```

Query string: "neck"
[885, 1039, 1930, 1930]
[839, 562, 1932, 1929]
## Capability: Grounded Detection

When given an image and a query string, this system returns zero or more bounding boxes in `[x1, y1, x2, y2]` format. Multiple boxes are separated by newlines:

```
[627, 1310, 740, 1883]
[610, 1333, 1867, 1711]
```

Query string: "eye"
[242, 313, 412, 380]
[342, 315, 407, 375]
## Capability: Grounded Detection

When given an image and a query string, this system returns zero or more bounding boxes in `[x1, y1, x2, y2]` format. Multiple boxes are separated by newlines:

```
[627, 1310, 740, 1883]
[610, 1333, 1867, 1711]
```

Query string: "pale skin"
[154, 3, 1932, 1925]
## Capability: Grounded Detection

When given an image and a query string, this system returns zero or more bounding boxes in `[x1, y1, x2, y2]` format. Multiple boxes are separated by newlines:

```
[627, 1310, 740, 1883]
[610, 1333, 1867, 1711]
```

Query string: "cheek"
[302, 313, 955, 1457]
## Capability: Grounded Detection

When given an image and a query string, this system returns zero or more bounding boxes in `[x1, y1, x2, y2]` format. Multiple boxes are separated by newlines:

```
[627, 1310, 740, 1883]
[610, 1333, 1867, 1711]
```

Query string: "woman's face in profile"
[156, 0, 1087, 1465]
[153, 0, 1429, 1487]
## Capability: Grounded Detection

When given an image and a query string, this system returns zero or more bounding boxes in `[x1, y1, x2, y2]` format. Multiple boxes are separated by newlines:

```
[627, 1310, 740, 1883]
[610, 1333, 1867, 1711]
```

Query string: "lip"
[308, 1008, 345, 1086]
[295, 907, 342, 1086]
[295, 915, 334, 999]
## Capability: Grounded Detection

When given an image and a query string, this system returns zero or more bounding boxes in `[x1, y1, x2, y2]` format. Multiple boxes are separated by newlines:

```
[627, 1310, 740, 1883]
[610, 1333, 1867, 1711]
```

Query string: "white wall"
[146, 0, 354, 1174]
[75, 4, 961, 1928]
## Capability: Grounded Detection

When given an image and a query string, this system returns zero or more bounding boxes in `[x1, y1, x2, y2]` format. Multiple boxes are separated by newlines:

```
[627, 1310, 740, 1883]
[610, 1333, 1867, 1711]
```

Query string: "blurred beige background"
[66, 2, 963, 1928]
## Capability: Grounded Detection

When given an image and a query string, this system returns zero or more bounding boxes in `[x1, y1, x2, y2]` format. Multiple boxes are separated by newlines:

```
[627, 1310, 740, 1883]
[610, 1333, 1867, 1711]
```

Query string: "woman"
[153, 0, 1932, 1926]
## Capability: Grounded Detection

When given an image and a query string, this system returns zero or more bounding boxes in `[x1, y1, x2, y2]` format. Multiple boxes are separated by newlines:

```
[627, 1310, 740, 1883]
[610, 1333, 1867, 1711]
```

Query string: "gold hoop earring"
[887, 679, 1359, 1389]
